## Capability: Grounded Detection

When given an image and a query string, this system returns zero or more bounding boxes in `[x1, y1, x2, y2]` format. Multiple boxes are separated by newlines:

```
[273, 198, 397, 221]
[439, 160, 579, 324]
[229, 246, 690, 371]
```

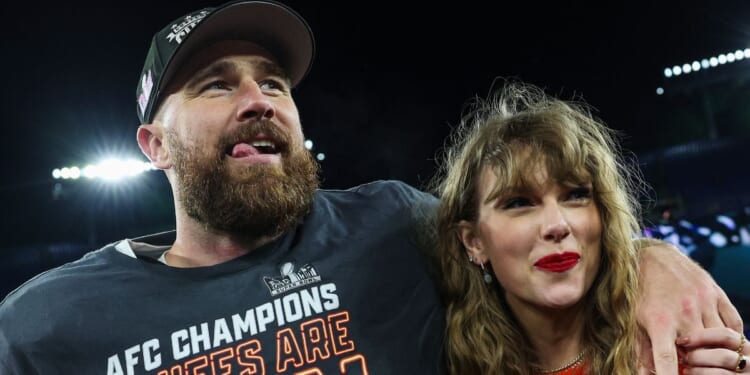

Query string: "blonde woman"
[432, 82, 747, 374]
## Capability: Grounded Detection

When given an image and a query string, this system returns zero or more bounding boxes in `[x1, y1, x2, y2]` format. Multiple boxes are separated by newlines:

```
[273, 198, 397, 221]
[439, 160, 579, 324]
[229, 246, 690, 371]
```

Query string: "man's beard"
[168, 120, 319, 239]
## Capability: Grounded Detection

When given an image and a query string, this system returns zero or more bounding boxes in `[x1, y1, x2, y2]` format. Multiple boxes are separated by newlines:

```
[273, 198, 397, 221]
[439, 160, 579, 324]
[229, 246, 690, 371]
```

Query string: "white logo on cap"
[166, 11, 209, 45]
[137, 70, 154, 117]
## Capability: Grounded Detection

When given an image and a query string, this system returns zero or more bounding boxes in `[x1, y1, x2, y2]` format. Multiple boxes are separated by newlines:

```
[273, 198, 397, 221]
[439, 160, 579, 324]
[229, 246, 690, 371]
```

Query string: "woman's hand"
[678, 327, 748, 374]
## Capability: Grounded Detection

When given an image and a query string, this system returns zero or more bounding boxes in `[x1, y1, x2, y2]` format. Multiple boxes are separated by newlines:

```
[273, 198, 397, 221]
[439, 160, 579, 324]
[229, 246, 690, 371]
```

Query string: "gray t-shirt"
[0, 180, 444, 374]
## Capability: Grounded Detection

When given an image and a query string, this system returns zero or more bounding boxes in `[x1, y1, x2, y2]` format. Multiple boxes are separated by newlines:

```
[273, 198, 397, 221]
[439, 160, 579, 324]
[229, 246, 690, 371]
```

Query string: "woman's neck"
[505, 295, 586, 371]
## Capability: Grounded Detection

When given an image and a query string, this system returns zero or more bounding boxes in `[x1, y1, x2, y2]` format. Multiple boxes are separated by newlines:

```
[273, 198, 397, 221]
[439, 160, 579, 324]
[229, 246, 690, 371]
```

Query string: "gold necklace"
[539, 350, 585, 374]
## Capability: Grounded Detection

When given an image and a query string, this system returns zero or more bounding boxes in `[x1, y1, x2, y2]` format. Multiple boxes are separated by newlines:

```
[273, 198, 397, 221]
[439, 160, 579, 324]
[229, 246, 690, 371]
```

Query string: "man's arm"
[634, 239, 743, 375]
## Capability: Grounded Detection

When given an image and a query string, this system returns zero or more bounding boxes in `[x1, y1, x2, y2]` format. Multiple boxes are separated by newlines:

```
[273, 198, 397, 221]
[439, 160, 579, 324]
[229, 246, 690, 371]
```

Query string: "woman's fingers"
[678, 327, 748, 373]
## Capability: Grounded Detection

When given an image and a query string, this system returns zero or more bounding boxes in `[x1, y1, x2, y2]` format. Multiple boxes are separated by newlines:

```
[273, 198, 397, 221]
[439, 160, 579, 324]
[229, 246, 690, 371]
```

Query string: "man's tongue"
[231, 143, 259, 158]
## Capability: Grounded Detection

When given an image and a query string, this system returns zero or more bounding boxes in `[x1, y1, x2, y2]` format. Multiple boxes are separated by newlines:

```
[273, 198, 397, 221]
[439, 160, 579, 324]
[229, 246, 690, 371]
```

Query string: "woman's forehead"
[479, 154, 591, 199]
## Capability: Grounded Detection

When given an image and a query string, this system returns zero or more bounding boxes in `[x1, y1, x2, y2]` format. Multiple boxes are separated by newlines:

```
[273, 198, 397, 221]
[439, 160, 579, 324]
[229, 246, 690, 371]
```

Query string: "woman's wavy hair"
[430, 81, 644, 374]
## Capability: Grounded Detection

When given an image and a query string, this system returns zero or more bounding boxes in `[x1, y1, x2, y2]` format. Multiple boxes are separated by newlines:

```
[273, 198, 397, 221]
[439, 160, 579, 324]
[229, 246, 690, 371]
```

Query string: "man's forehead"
[169, 40, 286, 87]
[192, 55, 284, 79]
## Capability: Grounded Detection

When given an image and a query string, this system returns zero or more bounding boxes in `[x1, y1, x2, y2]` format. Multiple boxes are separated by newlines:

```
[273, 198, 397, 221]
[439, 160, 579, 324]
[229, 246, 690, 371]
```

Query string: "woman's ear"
[458, 220, 487, 264]
[136, 124, 171, 170]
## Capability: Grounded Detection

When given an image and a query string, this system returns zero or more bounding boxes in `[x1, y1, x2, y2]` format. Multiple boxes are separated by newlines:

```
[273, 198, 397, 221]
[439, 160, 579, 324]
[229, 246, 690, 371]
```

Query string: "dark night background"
[1, 0, 749, 323]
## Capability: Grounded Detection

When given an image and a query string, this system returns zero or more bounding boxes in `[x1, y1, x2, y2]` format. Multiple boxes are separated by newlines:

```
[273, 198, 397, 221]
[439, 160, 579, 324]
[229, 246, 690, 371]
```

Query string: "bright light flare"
[52, 158, 156, 182]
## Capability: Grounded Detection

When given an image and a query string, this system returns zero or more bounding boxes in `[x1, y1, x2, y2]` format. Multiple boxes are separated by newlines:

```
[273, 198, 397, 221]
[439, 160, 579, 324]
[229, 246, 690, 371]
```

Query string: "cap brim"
[160, 1, 314, 94]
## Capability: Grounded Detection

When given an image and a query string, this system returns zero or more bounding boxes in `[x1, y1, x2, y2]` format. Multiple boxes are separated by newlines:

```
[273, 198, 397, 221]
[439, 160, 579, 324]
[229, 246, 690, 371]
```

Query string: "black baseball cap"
[136, 0, 315, 124]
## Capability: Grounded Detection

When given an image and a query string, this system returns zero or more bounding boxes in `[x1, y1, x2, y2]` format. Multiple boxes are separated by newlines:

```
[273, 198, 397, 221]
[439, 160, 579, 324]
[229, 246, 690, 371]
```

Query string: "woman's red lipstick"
[534, 252, 580, 272]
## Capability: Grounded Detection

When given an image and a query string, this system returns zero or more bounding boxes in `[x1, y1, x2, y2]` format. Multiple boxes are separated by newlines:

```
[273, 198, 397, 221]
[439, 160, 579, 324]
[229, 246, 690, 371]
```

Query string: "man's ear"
[458, 220, 487, 264]
[136, 124, 171, 170]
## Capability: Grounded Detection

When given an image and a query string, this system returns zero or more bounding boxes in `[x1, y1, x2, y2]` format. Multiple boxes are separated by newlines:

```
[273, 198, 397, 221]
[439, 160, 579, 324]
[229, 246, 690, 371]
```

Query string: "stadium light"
[663, 45, 750, 78]
[52, 158, 156, 182]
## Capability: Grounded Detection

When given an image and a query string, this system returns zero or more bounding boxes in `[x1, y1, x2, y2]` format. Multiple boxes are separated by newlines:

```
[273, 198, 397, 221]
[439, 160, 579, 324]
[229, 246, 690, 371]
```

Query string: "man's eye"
[202, 81, 229, 91]
[501, 197, 532, 210]
[259, 79, 286, 91]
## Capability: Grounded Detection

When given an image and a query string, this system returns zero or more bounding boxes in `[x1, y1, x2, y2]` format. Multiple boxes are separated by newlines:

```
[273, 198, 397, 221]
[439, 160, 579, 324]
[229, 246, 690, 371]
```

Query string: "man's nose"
[235, 81, 274, 121]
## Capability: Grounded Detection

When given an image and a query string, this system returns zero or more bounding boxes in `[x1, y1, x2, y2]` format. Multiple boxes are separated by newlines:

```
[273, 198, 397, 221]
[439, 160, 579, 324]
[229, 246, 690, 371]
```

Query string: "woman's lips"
[534, 252, 581, 272]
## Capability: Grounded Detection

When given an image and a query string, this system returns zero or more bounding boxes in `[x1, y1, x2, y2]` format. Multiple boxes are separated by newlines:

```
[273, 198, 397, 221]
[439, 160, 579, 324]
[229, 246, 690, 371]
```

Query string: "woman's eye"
[501, 197, 532, 210]
[568, 187, 592, 201]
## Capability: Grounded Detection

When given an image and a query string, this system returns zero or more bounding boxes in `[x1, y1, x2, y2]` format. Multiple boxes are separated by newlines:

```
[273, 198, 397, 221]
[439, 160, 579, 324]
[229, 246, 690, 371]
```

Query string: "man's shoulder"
[0, 243, 117, 312]
[306, 180, 437, 236]
[317, 180, 437, 206]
